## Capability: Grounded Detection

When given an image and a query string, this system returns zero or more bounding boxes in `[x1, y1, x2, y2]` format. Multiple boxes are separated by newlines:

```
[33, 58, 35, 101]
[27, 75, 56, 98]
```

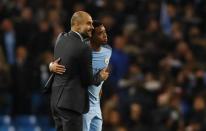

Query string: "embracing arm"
[49, 51, 109, 86]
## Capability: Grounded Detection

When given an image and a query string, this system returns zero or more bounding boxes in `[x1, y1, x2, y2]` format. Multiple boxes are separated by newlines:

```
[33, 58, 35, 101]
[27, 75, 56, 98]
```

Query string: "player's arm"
[94, 67, 109, 82]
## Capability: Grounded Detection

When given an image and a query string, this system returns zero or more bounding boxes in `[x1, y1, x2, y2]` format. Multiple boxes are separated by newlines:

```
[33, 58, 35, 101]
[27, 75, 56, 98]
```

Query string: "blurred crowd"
[0, 0, 206, 130]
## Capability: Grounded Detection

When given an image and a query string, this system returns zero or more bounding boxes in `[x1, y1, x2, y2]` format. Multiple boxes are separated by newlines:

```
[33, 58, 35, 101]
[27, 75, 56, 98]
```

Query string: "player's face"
[79, 15, 94, 38]
[93, 25, 107, 44]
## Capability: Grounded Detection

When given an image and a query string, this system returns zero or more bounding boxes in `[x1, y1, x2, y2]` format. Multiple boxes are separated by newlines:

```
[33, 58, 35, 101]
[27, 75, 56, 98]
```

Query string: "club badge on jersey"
[104, 57, 110, 65]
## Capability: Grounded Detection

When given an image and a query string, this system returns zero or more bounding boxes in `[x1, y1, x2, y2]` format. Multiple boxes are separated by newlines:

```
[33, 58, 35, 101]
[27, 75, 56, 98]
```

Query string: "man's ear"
[74, 22, 80, 31]
[73, 21, 77, 26]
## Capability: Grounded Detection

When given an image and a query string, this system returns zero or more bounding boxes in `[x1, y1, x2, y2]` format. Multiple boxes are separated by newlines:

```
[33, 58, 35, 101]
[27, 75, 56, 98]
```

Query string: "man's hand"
[100, 67, 109, 81]
[49, 58, 66, 74]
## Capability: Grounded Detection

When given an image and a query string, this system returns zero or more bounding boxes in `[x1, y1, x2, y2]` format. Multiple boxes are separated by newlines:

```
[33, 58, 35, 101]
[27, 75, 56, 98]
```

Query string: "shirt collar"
[73, 31, 84, 42]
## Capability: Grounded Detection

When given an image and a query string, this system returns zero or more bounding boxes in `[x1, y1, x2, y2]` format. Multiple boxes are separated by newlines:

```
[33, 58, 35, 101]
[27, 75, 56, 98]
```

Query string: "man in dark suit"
[50, 11, 94, 131]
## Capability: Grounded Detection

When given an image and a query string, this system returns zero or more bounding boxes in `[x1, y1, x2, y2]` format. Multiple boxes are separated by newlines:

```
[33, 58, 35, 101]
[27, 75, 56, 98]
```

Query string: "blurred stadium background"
[0, 0, 206, 131]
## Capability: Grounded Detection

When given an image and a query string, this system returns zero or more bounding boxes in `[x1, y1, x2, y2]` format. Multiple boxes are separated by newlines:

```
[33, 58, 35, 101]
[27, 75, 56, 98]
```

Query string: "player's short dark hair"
[92, 20, 103, 35]
[93, 20, 103, 28]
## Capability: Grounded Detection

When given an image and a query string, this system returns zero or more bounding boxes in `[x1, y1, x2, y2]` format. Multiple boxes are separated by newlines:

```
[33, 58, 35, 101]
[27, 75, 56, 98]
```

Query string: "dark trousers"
[51, 104, 83, 131]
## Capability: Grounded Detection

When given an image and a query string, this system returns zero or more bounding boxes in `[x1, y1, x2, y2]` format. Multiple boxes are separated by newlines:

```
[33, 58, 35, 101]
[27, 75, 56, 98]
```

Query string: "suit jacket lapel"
[69, 31, 83, 41]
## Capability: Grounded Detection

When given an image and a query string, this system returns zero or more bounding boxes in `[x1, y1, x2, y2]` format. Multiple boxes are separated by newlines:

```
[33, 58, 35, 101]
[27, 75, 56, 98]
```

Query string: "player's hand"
[100, 68, 109, 81]
[49, 58, 66, 74]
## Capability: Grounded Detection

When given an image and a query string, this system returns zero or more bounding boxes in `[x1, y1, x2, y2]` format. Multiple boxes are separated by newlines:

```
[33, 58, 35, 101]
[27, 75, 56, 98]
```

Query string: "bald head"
[70, 11, 94, 38]
[71, 11, 90, 27]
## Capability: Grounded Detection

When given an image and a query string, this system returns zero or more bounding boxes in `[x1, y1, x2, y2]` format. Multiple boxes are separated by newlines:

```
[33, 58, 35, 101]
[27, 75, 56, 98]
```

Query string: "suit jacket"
[51, 31, 93, 113]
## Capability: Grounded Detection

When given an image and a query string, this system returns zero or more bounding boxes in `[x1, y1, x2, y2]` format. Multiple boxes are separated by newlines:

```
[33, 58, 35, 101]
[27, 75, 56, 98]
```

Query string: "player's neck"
[90, 41, 101, 51]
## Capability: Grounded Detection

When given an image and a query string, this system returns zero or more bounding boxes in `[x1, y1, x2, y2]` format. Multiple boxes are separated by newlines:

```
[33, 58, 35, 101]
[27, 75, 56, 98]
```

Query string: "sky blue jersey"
[88, 45, 112, 105]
